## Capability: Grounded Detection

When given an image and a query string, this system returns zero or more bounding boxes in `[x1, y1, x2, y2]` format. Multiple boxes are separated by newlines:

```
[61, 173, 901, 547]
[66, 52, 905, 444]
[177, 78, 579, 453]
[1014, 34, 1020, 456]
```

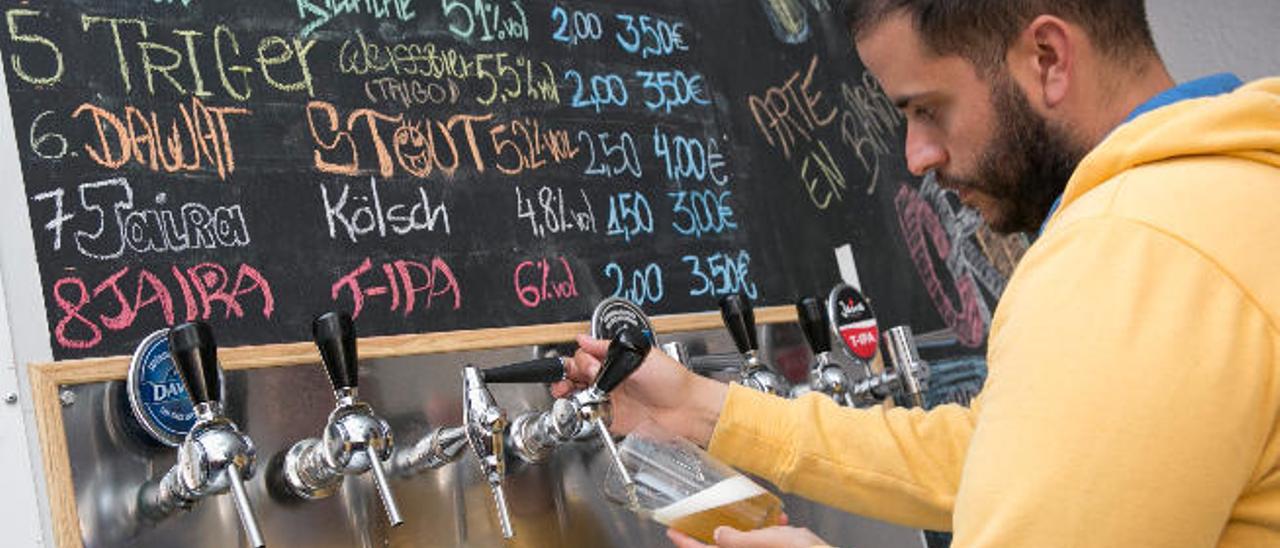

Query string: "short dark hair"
[844, 0, 1158, 71]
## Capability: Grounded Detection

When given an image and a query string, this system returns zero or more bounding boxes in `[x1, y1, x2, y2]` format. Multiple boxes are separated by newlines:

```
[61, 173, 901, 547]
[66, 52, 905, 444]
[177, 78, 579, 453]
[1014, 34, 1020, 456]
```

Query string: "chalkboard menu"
[0, 0, 1024, 364]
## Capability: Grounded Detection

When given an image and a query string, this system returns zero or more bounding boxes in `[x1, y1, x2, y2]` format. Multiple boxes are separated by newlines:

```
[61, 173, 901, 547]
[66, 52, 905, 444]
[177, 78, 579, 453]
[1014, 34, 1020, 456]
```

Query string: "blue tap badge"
[127, 329, 211, 447]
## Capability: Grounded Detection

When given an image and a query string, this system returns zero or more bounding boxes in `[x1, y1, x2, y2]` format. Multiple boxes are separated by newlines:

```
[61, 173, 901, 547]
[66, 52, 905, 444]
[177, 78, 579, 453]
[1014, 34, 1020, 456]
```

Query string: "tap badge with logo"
[827, 284, 879, 361]
[127, 329, 221, 447]
[591, 297, 656, 345]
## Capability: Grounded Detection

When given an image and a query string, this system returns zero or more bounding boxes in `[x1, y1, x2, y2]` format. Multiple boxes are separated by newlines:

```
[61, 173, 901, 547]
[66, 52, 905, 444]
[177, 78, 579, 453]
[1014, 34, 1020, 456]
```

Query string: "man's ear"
[1008, 15, 1075, 108]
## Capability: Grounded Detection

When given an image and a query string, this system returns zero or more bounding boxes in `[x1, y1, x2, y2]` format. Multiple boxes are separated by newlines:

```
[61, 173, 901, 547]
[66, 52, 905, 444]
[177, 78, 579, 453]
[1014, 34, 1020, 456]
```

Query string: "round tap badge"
[127, 329, 216, 447]
[590, 297, 656, 344]
[827, 284, 879, 361]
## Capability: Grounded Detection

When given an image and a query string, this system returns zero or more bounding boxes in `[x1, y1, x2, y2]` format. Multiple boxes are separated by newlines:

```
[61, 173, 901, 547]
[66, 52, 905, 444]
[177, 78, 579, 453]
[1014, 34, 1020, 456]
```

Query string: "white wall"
[0, 1, 1276, 546]
[0, 270, 43, 547]
[1149, 0, 1280, 82]
[0, 53, 53, 546]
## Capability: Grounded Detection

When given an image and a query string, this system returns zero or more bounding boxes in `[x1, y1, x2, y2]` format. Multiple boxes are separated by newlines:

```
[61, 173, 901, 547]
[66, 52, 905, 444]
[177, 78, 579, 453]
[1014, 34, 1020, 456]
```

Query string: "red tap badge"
[827, 284, 878, 361]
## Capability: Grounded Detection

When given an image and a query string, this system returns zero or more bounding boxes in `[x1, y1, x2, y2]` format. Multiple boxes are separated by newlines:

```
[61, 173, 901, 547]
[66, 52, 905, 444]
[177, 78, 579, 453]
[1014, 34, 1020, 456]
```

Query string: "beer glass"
[602, 422, 784, 543]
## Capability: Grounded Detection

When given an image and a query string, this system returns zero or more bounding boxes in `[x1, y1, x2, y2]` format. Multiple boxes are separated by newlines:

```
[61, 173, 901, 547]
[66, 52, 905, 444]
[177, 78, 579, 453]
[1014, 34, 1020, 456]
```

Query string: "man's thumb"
[575, 334, 610, 358]
[714, 526, 744, 545]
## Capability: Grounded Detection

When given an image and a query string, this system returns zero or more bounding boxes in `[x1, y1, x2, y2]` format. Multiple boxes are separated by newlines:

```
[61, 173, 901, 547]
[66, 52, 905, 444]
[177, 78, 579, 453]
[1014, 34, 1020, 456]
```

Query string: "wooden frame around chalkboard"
[27, 306, 797, 548]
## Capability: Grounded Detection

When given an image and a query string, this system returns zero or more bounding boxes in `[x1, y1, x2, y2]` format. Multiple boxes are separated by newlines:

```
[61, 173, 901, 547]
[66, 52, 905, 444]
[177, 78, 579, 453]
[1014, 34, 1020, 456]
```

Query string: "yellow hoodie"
[707, 78, 1280, 547]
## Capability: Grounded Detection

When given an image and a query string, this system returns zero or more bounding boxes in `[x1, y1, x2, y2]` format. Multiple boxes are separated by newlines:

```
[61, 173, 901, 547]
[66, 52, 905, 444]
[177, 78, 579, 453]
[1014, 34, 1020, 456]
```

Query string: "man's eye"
[912, 105, 936, 122]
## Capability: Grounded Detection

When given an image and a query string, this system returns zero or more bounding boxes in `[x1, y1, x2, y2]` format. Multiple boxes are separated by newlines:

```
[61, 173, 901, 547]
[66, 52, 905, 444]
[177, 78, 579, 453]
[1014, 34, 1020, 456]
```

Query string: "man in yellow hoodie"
[558, 1, 1280, 546]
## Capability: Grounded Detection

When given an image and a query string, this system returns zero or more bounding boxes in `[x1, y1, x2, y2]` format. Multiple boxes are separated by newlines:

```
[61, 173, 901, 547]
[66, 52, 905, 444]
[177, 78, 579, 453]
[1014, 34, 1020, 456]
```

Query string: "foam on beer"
[651, 475, 767, 526]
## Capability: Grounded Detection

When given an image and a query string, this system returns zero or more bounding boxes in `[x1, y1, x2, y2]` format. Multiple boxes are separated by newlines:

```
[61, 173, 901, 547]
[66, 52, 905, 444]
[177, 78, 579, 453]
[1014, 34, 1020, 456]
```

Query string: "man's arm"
[561, 336, 980, 531]
[709, 386, 977, 530]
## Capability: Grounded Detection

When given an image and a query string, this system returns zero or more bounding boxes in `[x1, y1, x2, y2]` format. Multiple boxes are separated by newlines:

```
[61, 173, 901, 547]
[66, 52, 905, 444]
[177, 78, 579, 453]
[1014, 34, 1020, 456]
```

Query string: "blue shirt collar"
[1122, 73, 1244, 124]
[1039, 73, 1244, 235]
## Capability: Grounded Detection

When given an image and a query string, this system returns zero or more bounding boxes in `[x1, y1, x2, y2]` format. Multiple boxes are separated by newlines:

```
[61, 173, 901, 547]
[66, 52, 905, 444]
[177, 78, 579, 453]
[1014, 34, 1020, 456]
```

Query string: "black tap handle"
[593, 329, 652, 394]
[168, 322, 220, 405]
[719, 293, 758, 354]
[482, 357, 566, 384]
[313, 311, 359, 391]
[796, 296, 831, 354]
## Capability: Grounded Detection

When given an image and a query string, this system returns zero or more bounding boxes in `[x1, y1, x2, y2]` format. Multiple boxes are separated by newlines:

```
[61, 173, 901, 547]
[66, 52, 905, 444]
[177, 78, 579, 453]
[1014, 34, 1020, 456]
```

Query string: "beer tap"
[848, 326, 931, 408]
[882, 326, 930, 408]
[677, 344, 748, 376]
[391, 424, 469, 475]
[270, 312, 403, 527]
[506, 330, 651, 468]
[792, 297, 855, 406]
[719, 294, 790, 396]
[390, 356, 566, 476]
[462, 364, 514, 539]
[136, 322, 265, 548]
[390, 355, 564, 539]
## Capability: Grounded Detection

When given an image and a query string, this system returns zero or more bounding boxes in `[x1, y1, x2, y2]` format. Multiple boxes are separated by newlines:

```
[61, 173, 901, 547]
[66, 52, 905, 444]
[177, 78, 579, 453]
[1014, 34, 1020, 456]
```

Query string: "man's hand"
[667, 526, 830, 548]
[552, 335, 729, 446]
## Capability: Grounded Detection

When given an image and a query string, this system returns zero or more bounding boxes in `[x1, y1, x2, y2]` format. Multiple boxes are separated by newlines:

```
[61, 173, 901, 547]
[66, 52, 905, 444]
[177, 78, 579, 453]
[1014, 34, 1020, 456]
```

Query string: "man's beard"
[939, 75, 1088, 234]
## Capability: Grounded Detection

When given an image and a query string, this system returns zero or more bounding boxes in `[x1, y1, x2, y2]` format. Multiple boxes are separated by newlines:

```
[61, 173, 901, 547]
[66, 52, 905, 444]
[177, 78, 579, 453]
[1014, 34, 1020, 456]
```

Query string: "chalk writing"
[29, 110, 68, 160]
[551, 6, 602, 46]
[838, 71, 901, 195]
[514, 256, 579, 308]
[308, 101, 483, 178]
[895, 178, 986, 347]
[758, 0, 810, 44]
[668, 189, 737, 238]
[340, 32, 561, 104]
[746, 55, 900, 210]
[339, 31, 472, 79]
[918, 173, 1025, 301]
[52, 261, 273, 350]
[800, 140, 846, 210]
[515, 185, 597, 238]
[332, 257, 461, 319]
[652, 128, 729, 185]
[605, 191, 653, 243]
[747, 55, 836, 161]
[614, 13, 688, 58]
[5, 9, 64, 86]
[321, 177, 451, 243]
[565, 70, 628, 112]
[80, 16, 317, 99]
[365, 76, 461, 108]
[683, 250, 757, 299]
[475, 52, 559, 105]
[308, 101, 578, 179]
[579, 130, 642, 178]
[490, 118, 579, 175]
[74, 97, 250, 180]
[32, 178, 251, 260]
[296, 0, 417, 37]
[637, 69, 711, 113]
[604, 261, 664, 306]
[441, 0, 528, 43]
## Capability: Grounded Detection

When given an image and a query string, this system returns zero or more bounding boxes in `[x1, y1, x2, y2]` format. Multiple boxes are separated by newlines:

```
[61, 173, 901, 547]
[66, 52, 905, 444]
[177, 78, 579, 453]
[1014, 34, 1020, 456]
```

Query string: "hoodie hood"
[1055, 77, 1280, 220]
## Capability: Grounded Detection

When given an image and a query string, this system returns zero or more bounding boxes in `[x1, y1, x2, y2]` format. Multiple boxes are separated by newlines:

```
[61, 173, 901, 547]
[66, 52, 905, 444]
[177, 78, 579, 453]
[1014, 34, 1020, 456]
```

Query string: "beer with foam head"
[652, 475, 784, 543]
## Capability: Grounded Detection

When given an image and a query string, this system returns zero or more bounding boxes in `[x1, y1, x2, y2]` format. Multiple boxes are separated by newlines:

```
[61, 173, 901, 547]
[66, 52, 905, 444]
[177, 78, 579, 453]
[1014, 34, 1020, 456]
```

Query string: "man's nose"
[905, 124, 947, 177]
